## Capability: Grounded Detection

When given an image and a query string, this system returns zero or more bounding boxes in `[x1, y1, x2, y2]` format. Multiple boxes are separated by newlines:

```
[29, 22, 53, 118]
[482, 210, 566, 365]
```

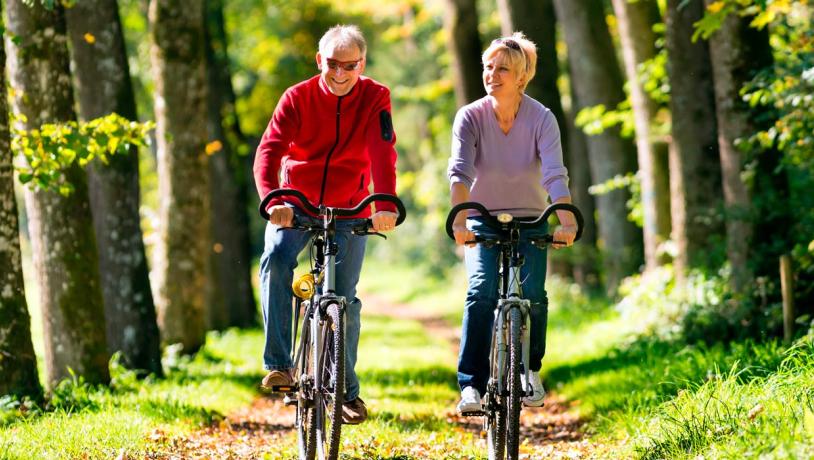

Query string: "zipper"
[318, 95, 343, 206]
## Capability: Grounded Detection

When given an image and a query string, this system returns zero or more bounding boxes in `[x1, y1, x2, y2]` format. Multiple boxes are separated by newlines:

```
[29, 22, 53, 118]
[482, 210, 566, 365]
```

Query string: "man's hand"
[552, 225, 577, 249]
[452, 222, 476, 247]
[371, 211, 398, 232]
[268, 205, 294, 227]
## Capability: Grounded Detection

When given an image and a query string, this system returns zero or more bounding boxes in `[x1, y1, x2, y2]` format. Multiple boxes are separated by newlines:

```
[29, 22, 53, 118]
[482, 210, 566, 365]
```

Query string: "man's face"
[317, 46, 365, 96]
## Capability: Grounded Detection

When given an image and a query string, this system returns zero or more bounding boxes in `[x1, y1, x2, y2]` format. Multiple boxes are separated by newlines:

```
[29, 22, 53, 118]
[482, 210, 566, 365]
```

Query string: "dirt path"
[146, 293, 601, 459]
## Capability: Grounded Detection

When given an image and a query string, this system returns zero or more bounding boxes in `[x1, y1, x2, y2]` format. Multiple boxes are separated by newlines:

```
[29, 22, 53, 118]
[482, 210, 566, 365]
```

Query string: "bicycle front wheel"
[315, 301, 345, 460]
[505, 307, 523, 459]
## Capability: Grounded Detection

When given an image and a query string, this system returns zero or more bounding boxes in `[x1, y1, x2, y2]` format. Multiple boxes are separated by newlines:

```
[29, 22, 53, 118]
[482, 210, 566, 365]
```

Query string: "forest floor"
[145, 293, 605, 459]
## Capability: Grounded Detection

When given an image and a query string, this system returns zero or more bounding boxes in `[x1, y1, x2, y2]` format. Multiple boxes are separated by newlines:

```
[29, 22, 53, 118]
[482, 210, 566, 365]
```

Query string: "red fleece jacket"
[253, 75, 398, 217]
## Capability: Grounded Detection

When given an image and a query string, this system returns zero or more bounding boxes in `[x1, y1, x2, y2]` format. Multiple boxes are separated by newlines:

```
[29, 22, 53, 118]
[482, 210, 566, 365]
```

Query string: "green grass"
[0, 329, 263, 459]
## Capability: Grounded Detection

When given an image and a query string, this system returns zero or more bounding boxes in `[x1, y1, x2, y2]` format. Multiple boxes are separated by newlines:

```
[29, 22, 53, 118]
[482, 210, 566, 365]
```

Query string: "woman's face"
[482, 52, 522, 98]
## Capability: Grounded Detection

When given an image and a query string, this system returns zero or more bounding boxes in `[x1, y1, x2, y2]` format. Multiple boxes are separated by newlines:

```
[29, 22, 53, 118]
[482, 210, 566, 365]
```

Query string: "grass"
[10, 251, 814, 459]
[0, 328, 263, 459]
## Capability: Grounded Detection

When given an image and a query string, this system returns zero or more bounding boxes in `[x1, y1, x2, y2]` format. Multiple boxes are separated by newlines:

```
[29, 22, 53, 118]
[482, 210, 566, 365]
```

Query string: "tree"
[0, 2, 41, 398]
[665, 0, 722, 277]
[204, 0, 257, 329]
[6, 0, 109, 387]
[612, 0, 671, 271]
[149, 0, 209, 353]
[65, 0, 163, 376]
[497, 0, 600, 285]
[553, 0, 642, 292]
[442, 0, 485, 106]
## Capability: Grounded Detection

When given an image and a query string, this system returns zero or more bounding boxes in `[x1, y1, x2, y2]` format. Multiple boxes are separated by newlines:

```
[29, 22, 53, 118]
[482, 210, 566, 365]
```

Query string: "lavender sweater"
[447, 94, 570, 217]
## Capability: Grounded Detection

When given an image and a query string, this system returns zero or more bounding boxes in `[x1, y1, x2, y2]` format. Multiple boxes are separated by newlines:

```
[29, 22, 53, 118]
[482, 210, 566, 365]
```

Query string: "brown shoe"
[341, 397, 368, 424]
[261, 369, 295, 391]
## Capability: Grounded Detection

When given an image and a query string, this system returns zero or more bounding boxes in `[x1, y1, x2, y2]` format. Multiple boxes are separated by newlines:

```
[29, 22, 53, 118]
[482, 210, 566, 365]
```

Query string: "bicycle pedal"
[270, 384, 298, 393]
[283, 393, 297, 406]
[459, 410, 486, 417]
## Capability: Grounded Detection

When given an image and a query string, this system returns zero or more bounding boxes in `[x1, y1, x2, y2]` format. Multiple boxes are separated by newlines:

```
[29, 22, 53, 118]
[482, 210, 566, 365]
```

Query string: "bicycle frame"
[260, 188, 406, 460]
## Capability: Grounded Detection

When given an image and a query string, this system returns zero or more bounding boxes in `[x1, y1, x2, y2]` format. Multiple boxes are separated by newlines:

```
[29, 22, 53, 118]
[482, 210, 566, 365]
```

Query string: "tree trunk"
[612, 0, 669, 271]
[442, 0, 486, 106]
[149, 0, 209, 353]
[665, 0, 723, 277]
[205, 0, 257, 329]
[565, 103, 600, 288]
[496, 0, 575, 277]
[704, 3, 781, 296]
[65, 0, 163, 376]
[0, 6, 42, 398]
[6, 0, 109, 388]
[553, 0, 642, 293]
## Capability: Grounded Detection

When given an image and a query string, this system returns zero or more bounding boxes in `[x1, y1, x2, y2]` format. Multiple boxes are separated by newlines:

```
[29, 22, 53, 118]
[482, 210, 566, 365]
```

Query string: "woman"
[447, 32, 577, 413]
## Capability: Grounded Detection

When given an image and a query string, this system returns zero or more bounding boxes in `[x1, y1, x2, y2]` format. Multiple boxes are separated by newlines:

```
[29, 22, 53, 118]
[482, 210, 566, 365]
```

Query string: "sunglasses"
[325, 58, 362, 71]
[492, 38, 521, 51]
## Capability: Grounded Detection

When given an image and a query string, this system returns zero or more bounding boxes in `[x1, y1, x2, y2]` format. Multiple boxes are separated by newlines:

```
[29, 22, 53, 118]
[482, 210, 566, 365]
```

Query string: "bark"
[612, 0, 670, 271]
[553, 0, 643, 293]
[65, 0, 163, 376]
[665, 0, 723, 276]
[496, 0, 575, 276]
[6, 0, 109, 388]
[0, 6, 42, 398]
[565, 104, 600, 288]
[704, 4, 786, 296]
[442, 0, 486, 106]
[149, 0, 209, 353]
[205, 0, 257, 329]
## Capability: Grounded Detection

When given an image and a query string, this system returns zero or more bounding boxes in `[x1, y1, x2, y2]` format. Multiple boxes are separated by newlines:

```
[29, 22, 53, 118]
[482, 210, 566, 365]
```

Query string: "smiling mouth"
[331, 78, 349, 84]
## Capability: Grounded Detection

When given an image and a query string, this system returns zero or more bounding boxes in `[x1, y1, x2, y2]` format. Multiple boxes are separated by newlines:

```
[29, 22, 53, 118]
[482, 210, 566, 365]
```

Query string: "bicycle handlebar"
[259, 188, 407, 227]
[444, 202, 584, 242]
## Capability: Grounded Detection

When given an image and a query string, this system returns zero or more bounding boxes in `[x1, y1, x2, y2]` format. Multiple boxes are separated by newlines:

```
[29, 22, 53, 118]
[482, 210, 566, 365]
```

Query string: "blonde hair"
[319, 25, 367, 57]
[482, 32, 537, 92]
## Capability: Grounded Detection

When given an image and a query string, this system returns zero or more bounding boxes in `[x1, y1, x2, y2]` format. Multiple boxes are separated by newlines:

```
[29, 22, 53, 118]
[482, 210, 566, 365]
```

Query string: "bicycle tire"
[505, 307, 523, 459]
[315, 302, 345, 460]
[296, 318, 317, 460]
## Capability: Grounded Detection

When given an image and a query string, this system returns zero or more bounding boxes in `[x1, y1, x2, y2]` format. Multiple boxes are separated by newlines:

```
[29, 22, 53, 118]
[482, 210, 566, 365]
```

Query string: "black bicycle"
[446, 202, 583, 460]
[259, 188, 405, 460]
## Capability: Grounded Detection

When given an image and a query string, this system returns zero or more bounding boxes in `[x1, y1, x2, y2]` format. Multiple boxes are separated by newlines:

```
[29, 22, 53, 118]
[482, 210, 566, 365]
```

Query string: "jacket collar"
[317, 74, 362, 102]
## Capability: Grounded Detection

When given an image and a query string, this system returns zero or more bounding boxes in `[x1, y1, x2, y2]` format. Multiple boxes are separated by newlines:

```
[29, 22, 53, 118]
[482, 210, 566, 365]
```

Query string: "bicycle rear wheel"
[296, 314, 317, 460]
[505, 307, 523, 459]
[486, 383, 506, 460]
[315, 301, 345, 460]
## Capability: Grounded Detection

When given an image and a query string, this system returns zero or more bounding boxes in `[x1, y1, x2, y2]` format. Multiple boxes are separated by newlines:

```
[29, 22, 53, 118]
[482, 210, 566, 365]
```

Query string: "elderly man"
[253, 25, 399, 425]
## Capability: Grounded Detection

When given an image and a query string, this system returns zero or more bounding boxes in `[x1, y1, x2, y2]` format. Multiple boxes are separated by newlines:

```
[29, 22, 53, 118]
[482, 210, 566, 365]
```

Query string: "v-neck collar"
[490, 95, 525, 136]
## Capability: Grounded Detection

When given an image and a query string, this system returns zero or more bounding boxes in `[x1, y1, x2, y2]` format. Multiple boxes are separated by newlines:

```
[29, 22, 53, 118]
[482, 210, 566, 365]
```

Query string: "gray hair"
[318, 25, 367, 57]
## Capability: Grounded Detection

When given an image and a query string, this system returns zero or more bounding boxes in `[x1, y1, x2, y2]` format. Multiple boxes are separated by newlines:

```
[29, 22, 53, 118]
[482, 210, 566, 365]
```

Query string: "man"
[253, 25, 398, 425]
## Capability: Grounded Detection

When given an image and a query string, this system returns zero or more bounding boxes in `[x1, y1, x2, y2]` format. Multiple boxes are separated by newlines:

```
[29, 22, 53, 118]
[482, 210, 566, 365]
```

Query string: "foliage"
[12, 113, 154, 195]
[588, 172, 643, 227]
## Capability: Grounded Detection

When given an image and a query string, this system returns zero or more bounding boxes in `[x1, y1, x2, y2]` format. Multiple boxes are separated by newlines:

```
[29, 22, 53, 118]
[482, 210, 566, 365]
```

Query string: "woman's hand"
[371, 211, 398, 232]
[552, 225, 576, 249]
[452, 222, 476, 246]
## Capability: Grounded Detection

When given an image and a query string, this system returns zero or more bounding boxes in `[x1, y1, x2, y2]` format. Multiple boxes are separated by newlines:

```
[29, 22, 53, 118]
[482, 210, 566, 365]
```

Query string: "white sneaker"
[457, 386, 483, 413]
[522, 372, 546, 407]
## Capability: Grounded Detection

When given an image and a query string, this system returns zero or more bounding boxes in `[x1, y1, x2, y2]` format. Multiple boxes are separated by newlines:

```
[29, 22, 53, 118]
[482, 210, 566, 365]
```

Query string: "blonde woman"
[447, 33, 577, 413]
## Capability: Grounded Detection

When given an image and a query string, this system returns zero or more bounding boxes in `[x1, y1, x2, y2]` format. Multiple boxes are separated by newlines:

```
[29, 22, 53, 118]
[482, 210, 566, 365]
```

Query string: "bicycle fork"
[494, 262, 532, 398]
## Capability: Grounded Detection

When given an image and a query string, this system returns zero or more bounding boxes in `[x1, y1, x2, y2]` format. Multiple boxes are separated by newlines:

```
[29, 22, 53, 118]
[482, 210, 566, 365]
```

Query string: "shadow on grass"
[358, 365, 458, 389]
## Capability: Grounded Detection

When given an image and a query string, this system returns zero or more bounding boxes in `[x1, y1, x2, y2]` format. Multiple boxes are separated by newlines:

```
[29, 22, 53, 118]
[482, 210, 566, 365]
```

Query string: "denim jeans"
[458, 217, 549, 395]
[260, 209, 367, 402]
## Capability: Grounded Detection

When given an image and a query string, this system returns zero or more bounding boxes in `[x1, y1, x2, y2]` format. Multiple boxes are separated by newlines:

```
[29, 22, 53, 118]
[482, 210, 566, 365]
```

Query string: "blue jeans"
[260, 209, 367, 402]
[458, 218, 549, 395]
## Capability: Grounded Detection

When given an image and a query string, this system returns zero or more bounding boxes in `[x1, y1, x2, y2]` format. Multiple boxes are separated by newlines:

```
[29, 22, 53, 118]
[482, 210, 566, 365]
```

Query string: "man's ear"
[315, 52, 322, 70]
